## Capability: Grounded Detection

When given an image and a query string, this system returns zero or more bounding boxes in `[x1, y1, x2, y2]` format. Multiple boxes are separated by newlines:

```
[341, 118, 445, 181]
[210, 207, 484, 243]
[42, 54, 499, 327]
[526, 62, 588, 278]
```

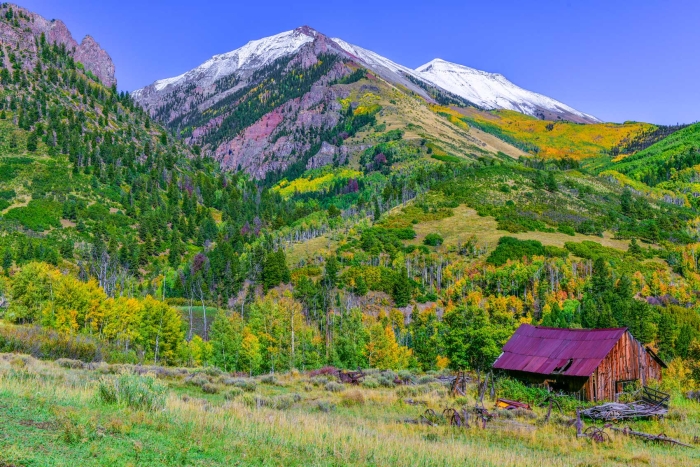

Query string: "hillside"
[1, 6, 700, 467]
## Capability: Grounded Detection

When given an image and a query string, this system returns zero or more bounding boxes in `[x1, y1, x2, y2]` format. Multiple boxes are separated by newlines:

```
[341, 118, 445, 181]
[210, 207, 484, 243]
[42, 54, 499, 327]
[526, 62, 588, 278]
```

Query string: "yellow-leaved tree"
[102, 296, 143, 351]
[138, 296, 185, 365]
[240, 326, 262, 376]
[367, 323, 412, 370]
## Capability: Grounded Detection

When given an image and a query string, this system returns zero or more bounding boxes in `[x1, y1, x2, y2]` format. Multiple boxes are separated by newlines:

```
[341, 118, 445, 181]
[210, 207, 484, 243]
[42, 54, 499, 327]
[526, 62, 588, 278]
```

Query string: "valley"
[0, 2, 699, 465]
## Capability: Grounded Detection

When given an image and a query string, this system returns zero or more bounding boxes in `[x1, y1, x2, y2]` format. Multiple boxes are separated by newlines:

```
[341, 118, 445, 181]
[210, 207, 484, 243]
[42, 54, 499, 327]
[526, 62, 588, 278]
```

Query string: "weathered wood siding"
[583, 331, 663, 401]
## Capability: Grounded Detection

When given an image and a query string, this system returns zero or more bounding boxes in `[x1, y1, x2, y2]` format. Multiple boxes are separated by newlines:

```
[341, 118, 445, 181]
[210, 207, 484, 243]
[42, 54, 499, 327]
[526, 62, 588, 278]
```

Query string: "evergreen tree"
[324, 256, 339, 288]
[26, 130, 38, 151]
[355, 275, 368, 296]
[546, 171, 557, 192]
[392, 267, 412, 307]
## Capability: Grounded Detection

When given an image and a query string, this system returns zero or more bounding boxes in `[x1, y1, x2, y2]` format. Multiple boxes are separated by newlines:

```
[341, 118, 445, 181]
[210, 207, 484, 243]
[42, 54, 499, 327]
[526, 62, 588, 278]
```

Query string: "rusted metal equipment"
[337, 369, 365, 385]
[583, 426, 610, 443]
[607, 425, 694, 448]
[542, 395, 563, 422]
[472, 406, 495, 428]
[419, 408, 442, 426]
[495, 398, 532, 410]
[443, 407, 470, 428]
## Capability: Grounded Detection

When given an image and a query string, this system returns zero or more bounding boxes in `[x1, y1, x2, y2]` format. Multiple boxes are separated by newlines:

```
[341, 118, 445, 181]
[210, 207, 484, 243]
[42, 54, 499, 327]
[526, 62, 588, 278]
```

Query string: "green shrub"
[201, 383, 220, 394]
[487, 237, 545, 266]
[231, 378, 257, 392]
[4, 199, 62, 231]
[557, 224, 576, 236]
[423, 233, 443, 246]
[97, 373, 167, 412]
[260, 374, 278, 385]
[224, 387, 244, 400]
[324, 381, 345, 392]
[361, 377, 380, 389]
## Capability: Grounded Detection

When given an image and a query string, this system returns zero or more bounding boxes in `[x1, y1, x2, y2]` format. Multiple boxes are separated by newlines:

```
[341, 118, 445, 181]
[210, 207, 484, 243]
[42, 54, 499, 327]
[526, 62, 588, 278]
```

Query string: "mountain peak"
[416, 58, 598, 123]
[294, 25, 320, 37]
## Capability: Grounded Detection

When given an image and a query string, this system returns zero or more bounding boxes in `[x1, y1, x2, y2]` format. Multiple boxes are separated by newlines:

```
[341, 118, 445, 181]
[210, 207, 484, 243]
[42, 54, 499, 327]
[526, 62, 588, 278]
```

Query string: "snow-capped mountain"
[148, 28, 317, 92]
[132, 26, 599, 178]
[134, 26, 597, 123]
[415, 59, 599, 123]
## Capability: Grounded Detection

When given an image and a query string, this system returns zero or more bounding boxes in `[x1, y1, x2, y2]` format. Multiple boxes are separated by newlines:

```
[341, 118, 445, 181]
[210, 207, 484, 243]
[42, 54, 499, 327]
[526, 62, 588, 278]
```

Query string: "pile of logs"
[580, 401, 667, 421]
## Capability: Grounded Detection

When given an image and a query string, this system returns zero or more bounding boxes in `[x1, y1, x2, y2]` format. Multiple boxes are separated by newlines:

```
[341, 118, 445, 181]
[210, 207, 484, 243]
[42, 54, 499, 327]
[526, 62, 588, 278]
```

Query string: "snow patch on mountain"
[331, 38, 418, 78]
[415, 59, 599, 122]
[149, 28, 316, 92]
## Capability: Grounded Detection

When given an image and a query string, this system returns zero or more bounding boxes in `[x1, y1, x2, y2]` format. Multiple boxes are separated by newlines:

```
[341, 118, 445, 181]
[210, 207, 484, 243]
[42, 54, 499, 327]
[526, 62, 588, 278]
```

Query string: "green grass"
[3, 198, 62, 231]
[1, 354, 699, 466]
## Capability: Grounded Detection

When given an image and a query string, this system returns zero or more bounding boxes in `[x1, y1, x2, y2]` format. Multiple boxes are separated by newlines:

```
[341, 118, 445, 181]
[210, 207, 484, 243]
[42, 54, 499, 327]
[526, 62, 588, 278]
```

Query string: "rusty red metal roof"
[493, 324, 627, 377]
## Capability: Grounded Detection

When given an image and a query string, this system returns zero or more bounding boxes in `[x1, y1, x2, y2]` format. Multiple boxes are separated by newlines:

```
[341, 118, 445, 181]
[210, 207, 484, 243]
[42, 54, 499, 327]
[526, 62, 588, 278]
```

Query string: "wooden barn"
[493, 324, 666, 401]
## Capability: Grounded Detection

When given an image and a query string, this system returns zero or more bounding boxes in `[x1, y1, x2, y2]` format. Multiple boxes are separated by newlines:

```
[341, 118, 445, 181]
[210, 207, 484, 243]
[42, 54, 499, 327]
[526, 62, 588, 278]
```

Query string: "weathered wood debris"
[606, 425, 694, 448]
[580, 401, 667, 421]
[581, 386, 670, 421]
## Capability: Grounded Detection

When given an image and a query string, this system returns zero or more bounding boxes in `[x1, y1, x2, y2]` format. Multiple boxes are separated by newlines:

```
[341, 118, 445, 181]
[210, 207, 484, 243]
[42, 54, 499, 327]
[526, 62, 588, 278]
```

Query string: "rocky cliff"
[0, 4, 116, 87]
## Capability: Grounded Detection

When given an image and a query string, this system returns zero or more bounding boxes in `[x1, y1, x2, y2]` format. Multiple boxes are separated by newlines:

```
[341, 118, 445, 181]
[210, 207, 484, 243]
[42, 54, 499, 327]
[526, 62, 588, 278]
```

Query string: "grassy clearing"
[405, 204, 631, 252]
[285, 234, 336, 267]
[0, 354, 699, 466]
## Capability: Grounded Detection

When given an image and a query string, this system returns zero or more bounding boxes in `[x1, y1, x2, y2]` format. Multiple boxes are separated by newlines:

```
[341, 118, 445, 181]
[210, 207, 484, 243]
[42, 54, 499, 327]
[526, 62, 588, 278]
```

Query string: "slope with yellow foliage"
[433, 105, 655, 160]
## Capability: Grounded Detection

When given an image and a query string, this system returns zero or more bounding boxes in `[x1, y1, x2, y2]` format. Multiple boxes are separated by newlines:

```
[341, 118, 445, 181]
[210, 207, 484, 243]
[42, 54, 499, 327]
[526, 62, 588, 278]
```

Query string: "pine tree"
[546, 170, 557, 192]
[324, 255, 339, 288]
[355, 275, 368, 296]
[392, 267, 412, 307]
[26, 130, 38, 151]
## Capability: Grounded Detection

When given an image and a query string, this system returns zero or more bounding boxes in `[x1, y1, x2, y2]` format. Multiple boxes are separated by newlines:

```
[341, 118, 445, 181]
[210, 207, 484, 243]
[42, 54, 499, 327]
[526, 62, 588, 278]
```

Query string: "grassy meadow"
[0, 354, 699, 467]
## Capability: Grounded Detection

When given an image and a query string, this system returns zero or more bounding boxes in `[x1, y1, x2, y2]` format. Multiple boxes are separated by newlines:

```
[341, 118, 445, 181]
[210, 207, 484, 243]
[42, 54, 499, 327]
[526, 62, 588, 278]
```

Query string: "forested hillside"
[0, 3, 699, 398]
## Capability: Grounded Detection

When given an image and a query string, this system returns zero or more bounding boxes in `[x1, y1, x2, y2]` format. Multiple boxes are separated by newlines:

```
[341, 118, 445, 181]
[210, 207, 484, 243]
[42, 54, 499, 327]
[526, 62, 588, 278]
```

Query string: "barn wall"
[584, 331, 663, 401]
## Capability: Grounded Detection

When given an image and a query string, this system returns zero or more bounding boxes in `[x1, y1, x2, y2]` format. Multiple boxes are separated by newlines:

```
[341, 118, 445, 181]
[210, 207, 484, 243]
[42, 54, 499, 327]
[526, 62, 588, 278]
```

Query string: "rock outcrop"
[0, 4, 116, 87]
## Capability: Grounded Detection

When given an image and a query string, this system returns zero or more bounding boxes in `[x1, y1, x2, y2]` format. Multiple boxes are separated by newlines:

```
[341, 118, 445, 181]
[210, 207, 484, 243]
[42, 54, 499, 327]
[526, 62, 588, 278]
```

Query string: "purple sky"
[17, 0, 699, 125]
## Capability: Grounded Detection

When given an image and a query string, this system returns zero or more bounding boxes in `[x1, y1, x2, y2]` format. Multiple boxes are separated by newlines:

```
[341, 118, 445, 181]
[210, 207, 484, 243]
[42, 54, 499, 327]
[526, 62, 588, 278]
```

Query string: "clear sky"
[17, 0, 699, 125]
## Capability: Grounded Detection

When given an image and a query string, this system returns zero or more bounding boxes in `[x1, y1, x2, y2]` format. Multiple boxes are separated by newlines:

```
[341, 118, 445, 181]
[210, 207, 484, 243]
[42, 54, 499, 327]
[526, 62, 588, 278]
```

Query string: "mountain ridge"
[134, 26, 598, 123]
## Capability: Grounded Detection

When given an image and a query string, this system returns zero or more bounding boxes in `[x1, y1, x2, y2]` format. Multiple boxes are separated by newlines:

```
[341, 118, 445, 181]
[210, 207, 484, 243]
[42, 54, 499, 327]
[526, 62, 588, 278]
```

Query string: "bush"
[423, 233, 444, 247]
[377, 375, 396, 388]
[310, 375, 332, 387]
[361, 377, 380, 389]
[187, 373, 211, 388]
[487, 236, 545, 266]
[260, 374, 278, 385]
[324, 381, 345, 393]
[231, 378, 257, 392]
[201, 383, 220, 394]
[0, 325, 138, 364]
[340, 390, 365, 406]
[97, 373, 167, 412]
[55, 358, 85, 369]
[417, 375, 436, 385]
[557, 224, 576, 236]
[224, 387, 244, 400]
[317, 400, 336, 413]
